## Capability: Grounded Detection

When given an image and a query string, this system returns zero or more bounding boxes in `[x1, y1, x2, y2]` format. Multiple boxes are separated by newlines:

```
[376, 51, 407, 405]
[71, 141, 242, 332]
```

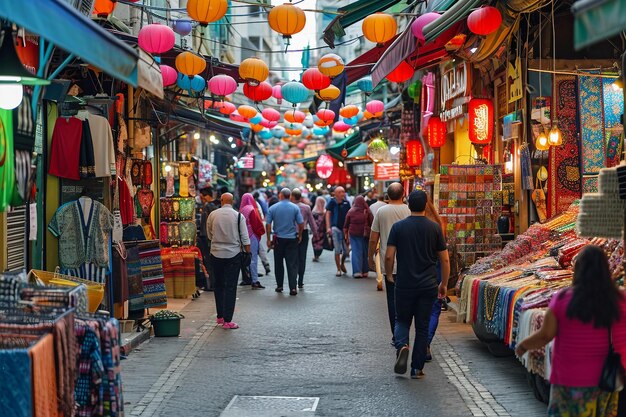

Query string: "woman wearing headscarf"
[239, 193, 266, 289]
[312, 196, 327, 262]
[343, 195, 373, 278]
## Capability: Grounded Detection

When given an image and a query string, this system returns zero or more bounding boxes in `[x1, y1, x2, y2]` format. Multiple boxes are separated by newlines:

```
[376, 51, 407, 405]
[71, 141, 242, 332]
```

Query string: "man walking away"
[206, 193, 251, 329]
[385, 190, 450, 379]
[369, 194, 386, 217]
[325, 186, 351, 277]
[198, 186, 218, 291]
[291, 188, 317, 289]
[253, 191, 271, 276]
[368, 183, 410, 330]
[266, 188, 304, 295]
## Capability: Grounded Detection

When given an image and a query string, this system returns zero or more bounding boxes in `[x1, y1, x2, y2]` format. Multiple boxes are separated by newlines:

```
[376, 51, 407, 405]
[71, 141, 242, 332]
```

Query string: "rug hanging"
[578, 74, 604, 174]
[603, 77, 624, 167]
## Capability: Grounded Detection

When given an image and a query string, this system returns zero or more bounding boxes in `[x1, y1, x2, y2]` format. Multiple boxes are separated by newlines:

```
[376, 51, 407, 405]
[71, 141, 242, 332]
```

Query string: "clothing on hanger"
[49, 117, 82, 180]
[86, 114, 115, 177]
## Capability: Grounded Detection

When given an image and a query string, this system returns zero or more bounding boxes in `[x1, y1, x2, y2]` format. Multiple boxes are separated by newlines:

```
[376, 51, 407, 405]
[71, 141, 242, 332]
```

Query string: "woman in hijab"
[343, 195, 373, 278]
[239, 193, 266, 289]
[312, 196, 327, 262]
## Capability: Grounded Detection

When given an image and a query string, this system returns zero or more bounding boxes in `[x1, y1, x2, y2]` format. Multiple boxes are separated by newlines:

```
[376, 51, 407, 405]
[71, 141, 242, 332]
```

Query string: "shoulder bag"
[599, 326, 625, 392]
[238, 213, 252, 267]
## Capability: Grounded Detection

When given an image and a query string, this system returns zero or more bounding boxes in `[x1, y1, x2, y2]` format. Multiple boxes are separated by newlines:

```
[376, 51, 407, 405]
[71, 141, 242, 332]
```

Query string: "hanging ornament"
[339, 105, 359, 119]
[362, 13, 397, 46]
[93, 0, 117, 18]
[303, 114, 314, 128]
[365, 100, 384, 115]
[367, 138, 389, 162]
[272, 126, 286, 138]
[316, 109, 335, 123]
[284, 110, 306, 123]
[467, 6, 502, 36]
[407, 81, 422, 101]
[243, 81, 272, 102]
[138, 24, 175, 59]
[208, 74, 238, 97]
[230, 111, 246, 122]
[239, 57, 269, 86]
[411, 12, 440, 43]
[318, 53, 345, 79]
[250, 124, 264, 133]
[187, 0, 228, 26]
[302, 68, 331, 92]
[259, 129, 273, 140]
[468, 98, 494, 145]
[406, 140, 425, 167]
[176, 51, 206, 77]
[177, 73, 205, 94]
[262, 108, 281, 122]
[341, 148, 348, 158]
[386, 61, 414, 83]
[333, 121, 350, 132]
[219, 101, 236, 115]
[250, 114, 263, 125]
[316, 154, 334, 179]
[548, 123, 562, 146]
[272, 84, 283, 104]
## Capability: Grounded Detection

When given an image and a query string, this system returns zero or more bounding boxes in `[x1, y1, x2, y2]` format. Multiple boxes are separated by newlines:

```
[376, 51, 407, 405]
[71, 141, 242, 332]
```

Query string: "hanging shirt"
[49, 117, 82, 180]
[48, 198, 114, 269]
[86, 114, 115, 177]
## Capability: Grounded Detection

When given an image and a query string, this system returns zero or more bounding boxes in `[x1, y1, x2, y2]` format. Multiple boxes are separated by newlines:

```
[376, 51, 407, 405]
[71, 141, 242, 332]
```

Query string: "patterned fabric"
[137, 241, 167, 308]
[126, 245, 144, 315]
[0, 348, 32, 417]
[548, 384, 618, 417]
[604, 77, 624, 168]
[583, 175, 599, 194]
[30, 333, 59, 417]
[548, 75, 581, 217]
[0, 273, 24, 303]
[74, 323, 104, 417]
[579, 75, 605, 174]
[161, 248, 197, 298]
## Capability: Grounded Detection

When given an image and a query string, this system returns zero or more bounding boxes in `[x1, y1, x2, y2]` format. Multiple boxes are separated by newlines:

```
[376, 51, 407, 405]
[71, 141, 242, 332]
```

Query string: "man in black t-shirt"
[385, 190, 450, 379]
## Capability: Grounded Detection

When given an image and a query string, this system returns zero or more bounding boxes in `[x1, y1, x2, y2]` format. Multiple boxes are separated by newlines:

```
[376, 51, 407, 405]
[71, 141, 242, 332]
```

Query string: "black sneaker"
[264, 264, 271, 275]
[410, 368, 425, 379]
[394, 345, 410, 374]
[298, 284, 304, 289]
[425, 346, 433, 362]
[251, 282, 265, 289]
[275, 287, 283, 293]
[239, 281, 252, 286]
[289, 289, 298, 296]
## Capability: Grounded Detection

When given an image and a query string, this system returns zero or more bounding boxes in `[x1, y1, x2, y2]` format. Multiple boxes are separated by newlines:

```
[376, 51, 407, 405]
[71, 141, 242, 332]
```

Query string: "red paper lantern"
[262, 108, 281, 122]
[302, 68, 331, 91]
[467, 6, 502, 36]
[468, 98, 494, 145]
[219, 102, 236, 115]
[406, 140, 424, 167]
[316, 154, 334, 179]
[386, 61, 414, 83]
[93, 0, 116, 17]
[426, 116, 446, 148]
[243, 81, 272, 102]
[316, 109, 335, 122]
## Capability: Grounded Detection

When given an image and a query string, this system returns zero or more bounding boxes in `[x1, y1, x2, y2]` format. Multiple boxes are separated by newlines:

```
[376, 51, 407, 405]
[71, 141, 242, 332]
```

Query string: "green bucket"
[152, 317, 181, 337]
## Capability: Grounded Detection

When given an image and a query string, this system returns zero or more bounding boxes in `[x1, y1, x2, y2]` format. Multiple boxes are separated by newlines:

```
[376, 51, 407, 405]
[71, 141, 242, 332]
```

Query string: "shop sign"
[237, 153, 255, 169]
[316, 154, 334, 179]
[15, 33, 39, 75]
[468, 98, 494, 145]
[508, 57, 523, 103]
[374, 163, 400, 180]
[440, 62, 469, 122]
[351, 162, 374, 176]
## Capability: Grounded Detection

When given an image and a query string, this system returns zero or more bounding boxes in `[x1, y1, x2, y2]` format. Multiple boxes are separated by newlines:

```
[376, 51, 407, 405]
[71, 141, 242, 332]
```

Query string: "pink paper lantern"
[268, 121, 278, 128]
[260, 118, 273, 128]
[262, 108, 281, 122]
[365, 100, 384, 114]
[138, 23, 175, 55]
[230, 111, 246, 122]
[411, 12, 440, 43]
[333, 121, 350, 132]
[208, 74, 238, 97]
[219, 102, 236, 115]
[272, 84, 283, 104]
[160, 65, 177, 87]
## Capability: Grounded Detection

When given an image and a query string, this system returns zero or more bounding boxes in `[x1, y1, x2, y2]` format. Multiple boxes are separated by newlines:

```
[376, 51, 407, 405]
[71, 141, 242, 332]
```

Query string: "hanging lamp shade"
[386, 61, 414, 83]
[408, 81, 422, 100]
[187, 0, 229, 26]
[259, 129, 273, 140]
[219, 101, 236, 115]
[0, 30, 49, 86]
[250, 114, 263, 125]
[318, 54, 345, 78]
[426, 116, 446, 148]
[281, 81, 309, 105]
[208, 74, 237, 97]
[406, 140, 425, 167]
[411, 12, 440, 43]
[262, 108, 281, 122]
[365, 100, 384, 115]
[535, 130, 550, 151]
[362, 13, 397, 46]
[316, 85, 341, 102]
[467, 6, 502, 36]
[548, 124, 563, 146]
[173, 20, 193, 37]
[368, 138, 390, 162]
[268, 3, 306, 39]
[93, 0, 117, 18]
[243, 81, 272, 102]
[238, 105, 258, 120]
[138, 24, 175, 56]
[357, 77, 373, 94]
[468, 98, 494, 145]
[160, 65, 177, 87]
[175, 51, 206, 77]
[339, 105, 359, 119]
[284, 110, 306, 123]
[302, 68, 331, 91]
[239, 57, 269, 86]
[317, 109, 335, 123]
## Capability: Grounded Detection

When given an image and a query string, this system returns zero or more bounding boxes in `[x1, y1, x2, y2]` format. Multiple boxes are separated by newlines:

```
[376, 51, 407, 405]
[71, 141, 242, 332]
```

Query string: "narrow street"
[123, 254, 547, 417]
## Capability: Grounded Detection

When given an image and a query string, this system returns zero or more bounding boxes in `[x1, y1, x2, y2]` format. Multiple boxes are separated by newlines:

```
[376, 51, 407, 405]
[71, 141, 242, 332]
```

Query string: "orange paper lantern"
[406, 140, 424, 167]
[239, 57, 269, 86]
[284, 110, 306, 123]
[316, 85, 341, 102]
[187, 0, 228, 26]
[426, 116, 446, 148]
[251, 124, 264, 133]
[175, 52, 206, 77]
[268, 3, 306, 39]
[93, 0, 117, 17]
[468, 98, 494, 145]
[362, 13, 397, 46]
[238, 105, 258, 119]
[339, 105, 359, 119]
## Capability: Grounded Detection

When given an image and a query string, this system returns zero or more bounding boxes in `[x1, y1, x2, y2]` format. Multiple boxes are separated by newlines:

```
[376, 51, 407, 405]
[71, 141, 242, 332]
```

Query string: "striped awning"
[572, 0, 626, 50]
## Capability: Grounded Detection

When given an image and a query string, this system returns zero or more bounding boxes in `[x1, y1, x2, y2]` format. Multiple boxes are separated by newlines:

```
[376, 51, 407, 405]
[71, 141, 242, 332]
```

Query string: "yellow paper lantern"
[239, 57, 269, 86]
[187, 0, 228, 26]
[315, 85, 341, 102]
[268, 3, 306, 39]
[175, 52, 207, 77]
[318, 54, 344, 79]
[238, 105, 258, 119]
[362, 13, 397, 46]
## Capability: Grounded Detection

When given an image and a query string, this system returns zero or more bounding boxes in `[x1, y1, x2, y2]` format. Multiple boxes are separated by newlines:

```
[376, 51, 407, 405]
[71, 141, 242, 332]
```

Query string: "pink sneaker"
[223, 322, 239, 329]
[216, 318, 225, 326]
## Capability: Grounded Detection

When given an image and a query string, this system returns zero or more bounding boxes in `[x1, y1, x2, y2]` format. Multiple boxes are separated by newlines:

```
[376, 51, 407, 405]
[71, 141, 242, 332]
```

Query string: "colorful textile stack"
[125, 245, 144, 317]
[161, 248, 198, 298]
[137, 241, 167, 308]
[577, 166, 626, 238]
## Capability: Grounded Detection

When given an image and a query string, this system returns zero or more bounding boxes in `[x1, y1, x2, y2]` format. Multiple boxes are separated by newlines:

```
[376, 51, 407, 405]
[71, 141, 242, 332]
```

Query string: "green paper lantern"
[407, 81, 422, 103]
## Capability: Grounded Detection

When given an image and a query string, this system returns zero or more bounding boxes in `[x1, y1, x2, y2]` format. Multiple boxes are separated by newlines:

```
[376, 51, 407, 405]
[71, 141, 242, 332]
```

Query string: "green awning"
[326, 132, 363, 160]
[347, 142, 369, 159]
[422, 0, 482, 43]
[572, 0, 626, 50]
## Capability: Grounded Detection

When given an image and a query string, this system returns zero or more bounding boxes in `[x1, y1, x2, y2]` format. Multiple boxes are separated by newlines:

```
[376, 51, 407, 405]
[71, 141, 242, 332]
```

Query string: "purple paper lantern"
[411, 12, 440, 43]
[138, 23, 175, 55]
[173, 19, 193, 36]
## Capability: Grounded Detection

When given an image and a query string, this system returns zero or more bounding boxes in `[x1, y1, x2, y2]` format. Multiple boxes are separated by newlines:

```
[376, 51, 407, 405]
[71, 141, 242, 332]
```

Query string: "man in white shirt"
[207, 193, 251, 329]
[369, 195, 387, 217]
[368, 183, 410, 343]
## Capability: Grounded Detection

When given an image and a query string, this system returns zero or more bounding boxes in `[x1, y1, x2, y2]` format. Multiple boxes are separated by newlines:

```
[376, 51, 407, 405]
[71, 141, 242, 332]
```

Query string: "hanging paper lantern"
[317, 109, 335, 123]
[313, 126, 330, 136]
[316, 154, 334, 179]
[260, 119, 276, 128]
[239, 57, 269, 86]
[468, 98, 494, 145]
[316, 85, 341, 102]
[426, 116, 446, 148]
[251, 124, 264, 133]
[302, 68, 331, 91]
[315, 119, 331, 127]
[362, 13, 397, 46]
[177, 73, 205, 92]
[387, 61, 414, 83]
[272, 84, 283, 104]
[406, 140, 425, 167]
[318, 54, 345, 78]
[284, 110, 306, 123]
[219, 101, 236, 115]
[250, 114, 263, 125]
[243, 81, 272, 102]
[259, 129, 273, 140]
[365, 100, 384, 115]
[93, 0, 117, 18]
[230, 111, 246, 122]
[467, 6, 502, 36]
[238, 105, 258, 120]
[363, 110, 374, 120]
[272, 126, 286, 138]
[339, 105, 359, 119]
[208, 74, 238, 97]
[303, 114, 314, 128]
[333, 121, 350, 132]
[173, 20, 193, 37]
[160, 65, 177, 87]
[262, 108, 281, 122]
[187, 0, 228, 26]
[411, 12, 440, 43]
[285, 127, 302, 136]
[367, 138, 389, 162]
[176, 51, 206, 77]
[357, 77, 373, 94]
[138, 24, 175, 56]
[268, 3, 306, 40]
[281, 81, 309, 105]
[343, 116, 359, 126]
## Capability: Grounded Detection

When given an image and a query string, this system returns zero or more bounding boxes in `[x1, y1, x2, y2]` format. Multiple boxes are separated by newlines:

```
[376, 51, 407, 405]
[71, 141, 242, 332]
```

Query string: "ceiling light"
[548, 124, 562, 146]
[193, 132, 200, 140]
[228, 136, 234, 142]
[230, 143, 236, 148]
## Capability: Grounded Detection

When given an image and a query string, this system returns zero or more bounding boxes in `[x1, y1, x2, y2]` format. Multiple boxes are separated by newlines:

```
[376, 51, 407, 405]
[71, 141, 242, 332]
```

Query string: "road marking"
[221, 396, 319, 416]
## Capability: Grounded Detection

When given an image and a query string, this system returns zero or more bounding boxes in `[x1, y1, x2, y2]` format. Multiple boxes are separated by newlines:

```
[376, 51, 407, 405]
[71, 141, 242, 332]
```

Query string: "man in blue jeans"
[385, 190, 450, 379]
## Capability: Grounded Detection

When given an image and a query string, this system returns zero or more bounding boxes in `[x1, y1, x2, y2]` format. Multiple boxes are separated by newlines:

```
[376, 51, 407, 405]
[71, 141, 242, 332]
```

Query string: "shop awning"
[422, 0, 482, 44]
[327, 131, 364, 160]
[572, 0, 626, 50]
[136, 48, 164, 99]
[0, 0, 138, 86]
[346, 142, 369, 159]
[345, 36, 400, 85]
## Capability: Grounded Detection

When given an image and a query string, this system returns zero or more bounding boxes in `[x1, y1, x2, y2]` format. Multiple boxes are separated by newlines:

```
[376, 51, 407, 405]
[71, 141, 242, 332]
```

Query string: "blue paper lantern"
[177, 73, 205, 93]
[173, 20, 193, 36]
[272, 126, 286, 138]
[259, 129, 273, 140]
[281, 81, 309, 105]
[313, 126, 329, 136]
[343, 116, 359, 126]
[250, 114, 263, 125]
[357, 77, 373, 94]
